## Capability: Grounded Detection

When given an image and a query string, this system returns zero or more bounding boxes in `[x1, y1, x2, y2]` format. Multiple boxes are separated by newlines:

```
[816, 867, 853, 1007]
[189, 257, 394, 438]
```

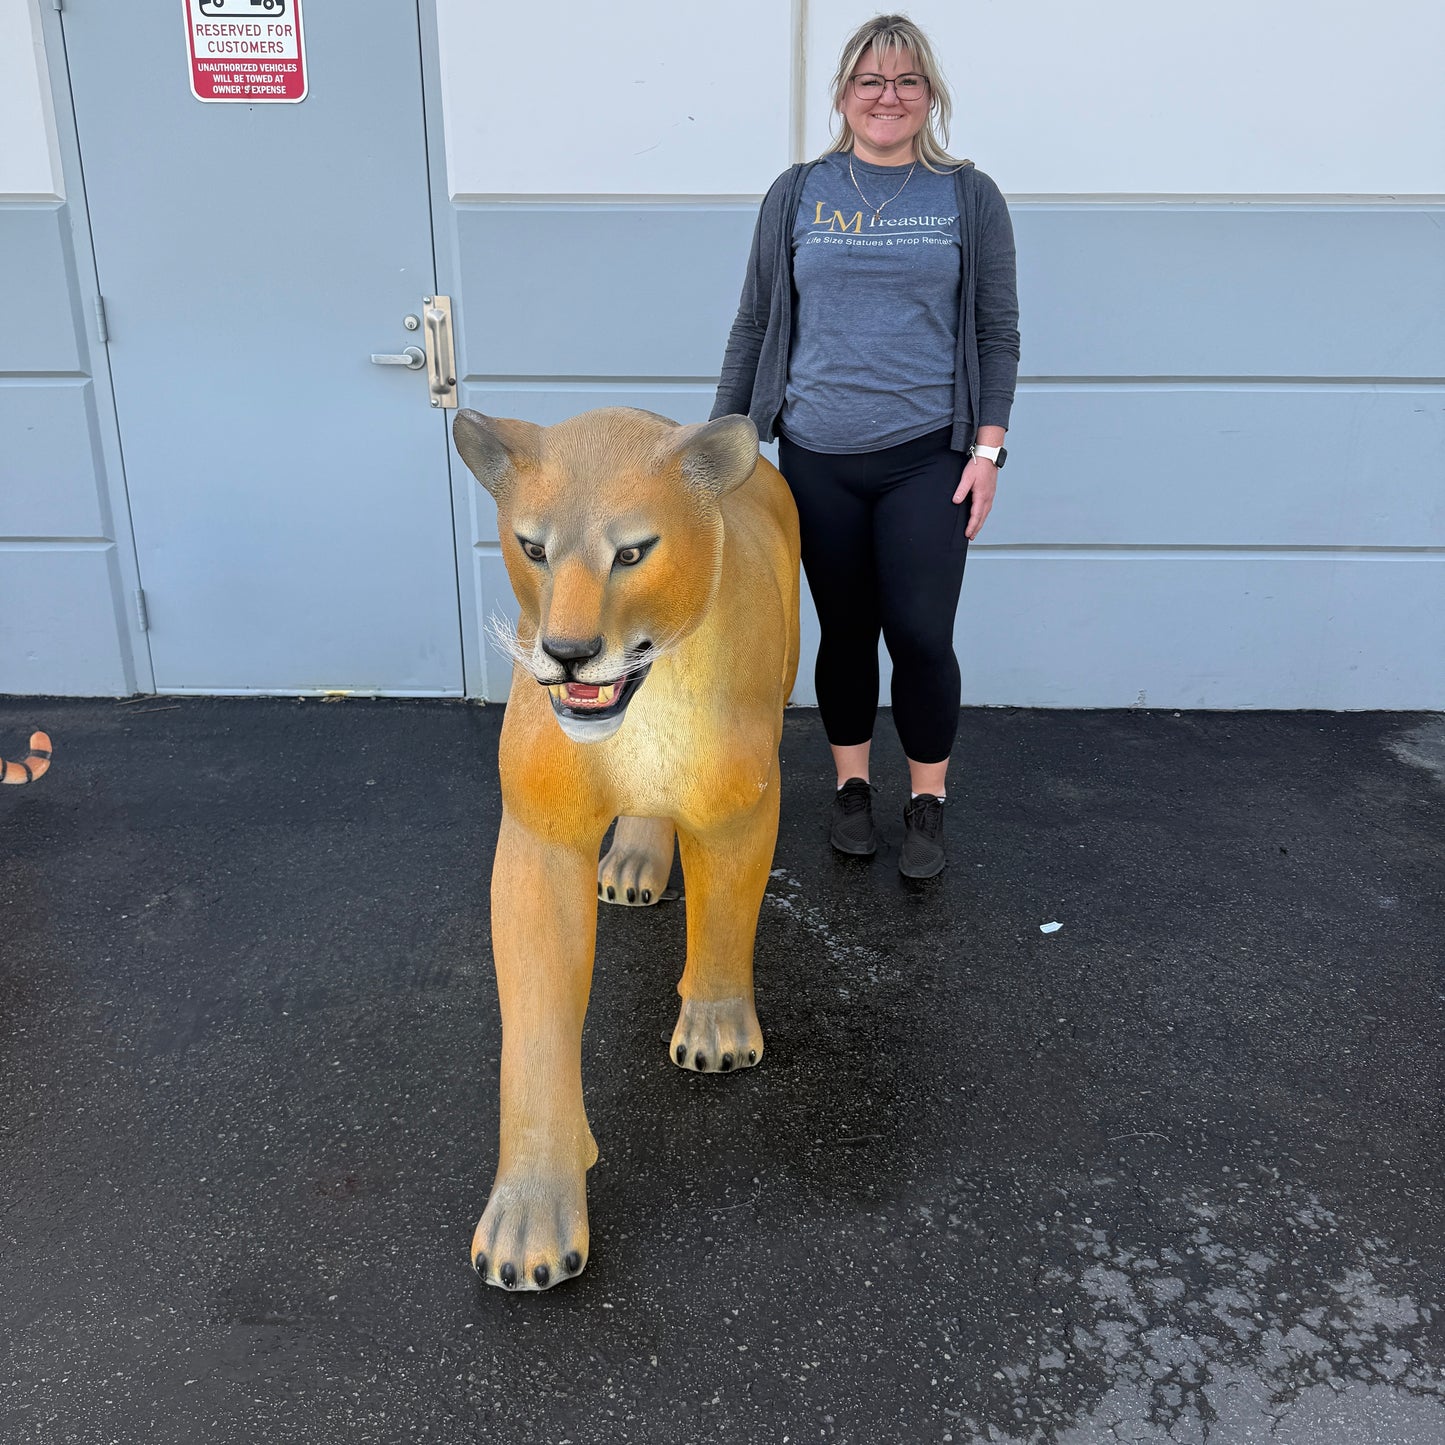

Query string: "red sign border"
[183, 0, 308, 105]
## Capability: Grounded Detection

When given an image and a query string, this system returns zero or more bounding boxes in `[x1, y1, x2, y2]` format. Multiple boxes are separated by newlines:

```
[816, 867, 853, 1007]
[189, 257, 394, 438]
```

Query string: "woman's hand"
[953, 457, 997, 540]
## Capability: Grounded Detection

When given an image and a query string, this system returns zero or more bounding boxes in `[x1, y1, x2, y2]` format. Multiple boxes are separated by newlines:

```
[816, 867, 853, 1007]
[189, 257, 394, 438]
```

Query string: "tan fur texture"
[452, 407, 800, 1291]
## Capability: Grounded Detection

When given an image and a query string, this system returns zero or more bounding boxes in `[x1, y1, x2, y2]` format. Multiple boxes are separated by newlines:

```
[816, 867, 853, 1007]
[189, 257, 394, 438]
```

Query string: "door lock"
[370, 345, 426, 369]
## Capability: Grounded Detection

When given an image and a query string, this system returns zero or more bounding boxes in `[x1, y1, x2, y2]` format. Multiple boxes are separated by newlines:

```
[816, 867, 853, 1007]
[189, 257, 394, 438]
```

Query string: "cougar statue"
[452, 406, 801, 1291]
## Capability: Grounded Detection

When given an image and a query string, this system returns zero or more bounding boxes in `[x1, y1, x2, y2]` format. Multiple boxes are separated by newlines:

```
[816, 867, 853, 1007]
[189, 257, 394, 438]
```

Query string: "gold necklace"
[848, 153, 918, 223]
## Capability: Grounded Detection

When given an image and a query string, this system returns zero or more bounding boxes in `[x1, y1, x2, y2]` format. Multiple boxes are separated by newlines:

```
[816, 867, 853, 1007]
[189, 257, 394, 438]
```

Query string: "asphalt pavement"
[1, 698, 1442, 1445]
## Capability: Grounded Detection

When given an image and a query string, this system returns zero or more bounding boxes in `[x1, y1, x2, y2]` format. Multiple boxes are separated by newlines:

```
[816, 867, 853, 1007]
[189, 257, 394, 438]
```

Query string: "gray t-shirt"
[780, 152, 963, 454]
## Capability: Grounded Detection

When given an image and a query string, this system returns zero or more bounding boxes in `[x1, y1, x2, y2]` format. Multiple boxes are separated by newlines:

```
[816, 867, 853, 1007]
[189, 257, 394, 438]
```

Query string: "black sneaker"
[900, 794, 946, 878]
[829, 777, 878, 856]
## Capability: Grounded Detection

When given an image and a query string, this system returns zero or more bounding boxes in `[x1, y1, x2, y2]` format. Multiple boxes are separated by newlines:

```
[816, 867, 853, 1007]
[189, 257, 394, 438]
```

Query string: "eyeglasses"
[849, 72, 929, 101]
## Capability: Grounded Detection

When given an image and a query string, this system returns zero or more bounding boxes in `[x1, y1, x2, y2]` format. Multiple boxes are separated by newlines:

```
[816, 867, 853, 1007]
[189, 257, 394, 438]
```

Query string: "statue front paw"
[669, 996, 763, 1074]
[471, 1165, 589, 1291]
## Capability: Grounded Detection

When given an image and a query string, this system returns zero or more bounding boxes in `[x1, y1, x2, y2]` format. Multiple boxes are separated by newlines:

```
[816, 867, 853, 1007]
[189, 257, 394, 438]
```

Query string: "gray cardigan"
[710, 159, 1020, 452]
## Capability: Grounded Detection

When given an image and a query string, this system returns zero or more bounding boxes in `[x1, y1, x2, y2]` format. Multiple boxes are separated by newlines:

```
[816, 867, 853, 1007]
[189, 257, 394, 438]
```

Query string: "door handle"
[370, 345, 425, 369]
[422, 295, 458, 409]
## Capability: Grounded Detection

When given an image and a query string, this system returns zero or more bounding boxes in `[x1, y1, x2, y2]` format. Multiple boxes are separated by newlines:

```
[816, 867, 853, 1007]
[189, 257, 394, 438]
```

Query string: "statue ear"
[665, 414, 759, 500]
[452, 410, 542, 501]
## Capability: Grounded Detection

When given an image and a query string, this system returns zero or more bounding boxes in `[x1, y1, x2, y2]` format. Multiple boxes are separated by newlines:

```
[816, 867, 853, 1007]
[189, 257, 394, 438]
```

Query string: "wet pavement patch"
[1389, 714, 1445, 792]
[1, 699, 1442, 1444]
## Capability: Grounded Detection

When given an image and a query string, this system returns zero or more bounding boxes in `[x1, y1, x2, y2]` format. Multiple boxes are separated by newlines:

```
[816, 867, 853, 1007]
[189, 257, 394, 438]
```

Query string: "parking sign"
[184, 0, 307, 104]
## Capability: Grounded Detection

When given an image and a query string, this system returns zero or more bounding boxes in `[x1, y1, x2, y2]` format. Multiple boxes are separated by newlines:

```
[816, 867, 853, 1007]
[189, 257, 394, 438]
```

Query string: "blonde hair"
[822, 13, 965, 172]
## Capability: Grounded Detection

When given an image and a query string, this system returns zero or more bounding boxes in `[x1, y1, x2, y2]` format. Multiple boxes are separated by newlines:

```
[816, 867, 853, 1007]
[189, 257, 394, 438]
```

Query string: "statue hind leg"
[598, 815, 676, 906]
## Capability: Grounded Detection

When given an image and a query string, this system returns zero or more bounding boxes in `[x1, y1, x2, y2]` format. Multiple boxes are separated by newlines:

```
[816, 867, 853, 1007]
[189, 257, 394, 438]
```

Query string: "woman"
[711, 13, 1020, 878]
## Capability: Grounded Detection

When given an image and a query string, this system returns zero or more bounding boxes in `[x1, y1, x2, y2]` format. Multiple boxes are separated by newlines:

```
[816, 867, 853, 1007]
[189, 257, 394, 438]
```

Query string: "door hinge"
[135, 589, 150, 632]
[53, 0, 63, 12]
[94, 296, 109, 344]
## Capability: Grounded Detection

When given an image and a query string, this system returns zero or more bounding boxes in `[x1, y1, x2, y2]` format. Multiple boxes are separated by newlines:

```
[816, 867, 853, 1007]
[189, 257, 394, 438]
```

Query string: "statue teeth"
[597, 683, 616, 705]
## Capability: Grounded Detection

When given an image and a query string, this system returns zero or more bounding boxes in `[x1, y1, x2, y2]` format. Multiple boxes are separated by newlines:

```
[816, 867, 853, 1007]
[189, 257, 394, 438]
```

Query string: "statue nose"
[542, 635, 604, 665]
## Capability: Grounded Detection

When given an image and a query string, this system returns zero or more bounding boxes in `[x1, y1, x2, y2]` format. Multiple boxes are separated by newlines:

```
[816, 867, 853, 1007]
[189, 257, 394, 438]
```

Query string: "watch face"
[996, 446, 1007, 468]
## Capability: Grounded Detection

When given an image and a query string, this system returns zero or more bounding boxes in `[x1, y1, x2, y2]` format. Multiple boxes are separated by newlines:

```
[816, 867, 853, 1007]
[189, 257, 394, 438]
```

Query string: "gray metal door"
[59, 0, 462, 693]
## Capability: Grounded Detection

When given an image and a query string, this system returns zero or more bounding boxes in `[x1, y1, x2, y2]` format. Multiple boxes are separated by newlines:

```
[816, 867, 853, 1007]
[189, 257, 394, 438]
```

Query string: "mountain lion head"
[453, 407, 760, 742]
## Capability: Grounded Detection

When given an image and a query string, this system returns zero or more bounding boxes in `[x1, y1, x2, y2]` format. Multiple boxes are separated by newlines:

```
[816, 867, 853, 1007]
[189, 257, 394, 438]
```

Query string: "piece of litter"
[1040, 921, 1062, 934]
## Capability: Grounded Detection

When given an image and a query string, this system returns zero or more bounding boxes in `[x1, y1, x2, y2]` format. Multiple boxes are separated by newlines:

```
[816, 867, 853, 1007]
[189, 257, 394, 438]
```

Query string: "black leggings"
[778, 425, 970, 766]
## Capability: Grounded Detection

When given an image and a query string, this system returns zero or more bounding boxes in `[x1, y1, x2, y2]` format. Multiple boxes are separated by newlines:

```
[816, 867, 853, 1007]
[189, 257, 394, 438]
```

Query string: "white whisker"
[488, 610, 690, 685]
[485, 611, 545, 680]
[623, 622, 688, 672]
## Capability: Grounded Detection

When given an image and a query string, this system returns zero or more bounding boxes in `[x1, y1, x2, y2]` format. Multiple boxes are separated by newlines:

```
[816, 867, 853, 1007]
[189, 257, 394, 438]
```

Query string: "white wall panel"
[0, 545, 133, 696]
[999, 386, 1445, 550]
[0, 207, 83, 373]
[0, 382, 110, 539]
[0, 0, 62, 199]
[966, 553, 1445, 709]
[436, 0, 794, 196]
[805, 1, 1445, 195]
[454, 204, 755, 373]
[1014, 205, 1445, 378]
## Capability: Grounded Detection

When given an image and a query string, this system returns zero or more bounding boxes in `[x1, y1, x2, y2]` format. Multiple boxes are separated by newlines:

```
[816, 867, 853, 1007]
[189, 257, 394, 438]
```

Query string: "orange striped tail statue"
[1, 731, 53, 785]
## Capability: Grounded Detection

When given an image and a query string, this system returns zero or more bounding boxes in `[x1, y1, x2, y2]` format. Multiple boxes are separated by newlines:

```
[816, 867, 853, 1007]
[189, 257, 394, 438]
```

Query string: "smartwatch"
[968, 443, 1007, 469]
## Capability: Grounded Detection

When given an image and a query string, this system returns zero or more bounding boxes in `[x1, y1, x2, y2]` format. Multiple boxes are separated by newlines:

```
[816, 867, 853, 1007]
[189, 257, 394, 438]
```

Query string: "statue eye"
[517, 537, 546, 562]
[613, 537, 657, 569]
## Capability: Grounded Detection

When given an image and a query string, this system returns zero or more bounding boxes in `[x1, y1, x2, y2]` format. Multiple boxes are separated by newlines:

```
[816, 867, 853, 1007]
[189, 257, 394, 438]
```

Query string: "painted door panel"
[61, 0, 460, 692]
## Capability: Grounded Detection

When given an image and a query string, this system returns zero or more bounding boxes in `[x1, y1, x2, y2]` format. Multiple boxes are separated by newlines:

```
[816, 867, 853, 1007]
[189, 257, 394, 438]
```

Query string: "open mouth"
[544, 664, 652, 723]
